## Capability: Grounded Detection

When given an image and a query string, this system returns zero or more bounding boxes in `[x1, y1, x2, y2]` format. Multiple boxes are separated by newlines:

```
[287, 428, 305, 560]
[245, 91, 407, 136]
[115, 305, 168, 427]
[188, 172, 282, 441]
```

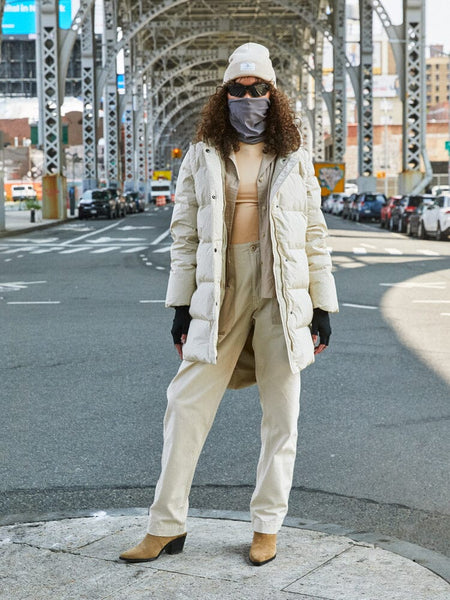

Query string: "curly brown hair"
[194, 82, 301, 159]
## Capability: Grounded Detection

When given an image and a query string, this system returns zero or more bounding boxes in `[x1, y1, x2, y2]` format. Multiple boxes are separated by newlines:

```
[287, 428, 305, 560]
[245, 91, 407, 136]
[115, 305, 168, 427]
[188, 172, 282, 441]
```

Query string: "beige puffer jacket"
[166, 141, 338, 384]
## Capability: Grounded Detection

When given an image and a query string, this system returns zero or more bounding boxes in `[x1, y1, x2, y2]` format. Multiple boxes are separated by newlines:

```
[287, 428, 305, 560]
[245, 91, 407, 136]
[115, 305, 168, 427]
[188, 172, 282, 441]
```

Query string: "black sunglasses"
[226, 82, 270, 98]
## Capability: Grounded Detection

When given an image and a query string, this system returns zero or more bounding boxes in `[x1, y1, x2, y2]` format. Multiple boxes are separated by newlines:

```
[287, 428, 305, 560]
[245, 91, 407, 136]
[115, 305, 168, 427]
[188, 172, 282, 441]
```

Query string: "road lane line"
[385, 248, 403, 255]
[2, 247, 33, 254]
[7, 301, 60, 305]
[59, 246, 91, 254]
[121, 246, 148, 253]
[139, 300, 165, 303]
[360, 243, 376, 249]
[30, 248, 62, 254]
[352, 247, 367, 254]
[342, 303, 378, 310]
[151, 229, 171, 245]
[380, 282, 446, 289]
[417, 249, 440, 256]
[60, 220, 124, 246]
[90, 247, 120, 254]
[152, 246, 171, 253]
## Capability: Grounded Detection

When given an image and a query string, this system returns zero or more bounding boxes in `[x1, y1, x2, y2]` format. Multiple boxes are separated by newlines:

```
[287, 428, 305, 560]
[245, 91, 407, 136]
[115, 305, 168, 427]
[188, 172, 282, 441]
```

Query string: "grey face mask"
[228, 97, 270, 144]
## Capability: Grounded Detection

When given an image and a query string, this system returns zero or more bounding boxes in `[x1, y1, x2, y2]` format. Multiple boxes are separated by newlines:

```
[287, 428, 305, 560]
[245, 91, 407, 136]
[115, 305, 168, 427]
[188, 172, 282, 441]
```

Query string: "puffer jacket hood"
[166, 142, 338, 386]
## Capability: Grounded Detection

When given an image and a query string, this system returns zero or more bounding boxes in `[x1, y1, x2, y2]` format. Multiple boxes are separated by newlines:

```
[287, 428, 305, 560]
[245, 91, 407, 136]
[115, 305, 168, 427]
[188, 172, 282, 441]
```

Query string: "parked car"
[391, 194, 435, 233]
[11, 184, 37, 202]
[124, 191, 139, 214]
[418, 195, 450, 240]
[351, 193, 386, 222]
[380, 196, 402, 229]
[331, 193, 348, 216]
[105, 187, 127, 218]
[78, 189, 117, 219]
[321, 195, 335, 213]
[342, 193, 357, 220]
[406, 202, 430, 237]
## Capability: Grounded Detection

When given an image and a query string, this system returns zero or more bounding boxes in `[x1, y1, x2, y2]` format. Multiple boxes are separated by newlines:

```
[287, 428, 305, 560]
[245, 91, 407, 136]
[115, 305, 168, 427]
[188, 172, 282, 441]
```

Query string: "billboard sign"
[314, 163, 346, 196]
[1, 1, 72, 36]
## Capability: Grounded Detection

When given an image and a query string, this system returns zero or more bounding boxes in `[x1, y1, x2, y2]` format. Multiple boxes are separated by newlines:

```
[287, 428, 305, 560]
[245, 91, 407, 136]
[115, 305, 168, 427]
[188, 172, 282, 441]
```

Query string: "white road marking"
[385, 248, 403, 255]
[90, 247, 120, 254]
[152, 246, 171, 253]
[60, 220, 123, 246]
[59, 246, 91, 254]
[417, 249, 440, 256]
[360, 243, 376, 249]
[4, 259, 12, 262]
[342, 303, 378, 310]
[7, 301, 60, 305]
[118, 226, 155, 231]
[380, 282, 446, 289]
[155, 266, 165, 270]
[139, 300, 165, 303]
[0, 280, 47, 292]
[30, 248, 61, 254]
[121, 246, 148, 253]
[2, 247, 32, 254]
[151, 229, 171, 245]
[352, 247, 367, 255]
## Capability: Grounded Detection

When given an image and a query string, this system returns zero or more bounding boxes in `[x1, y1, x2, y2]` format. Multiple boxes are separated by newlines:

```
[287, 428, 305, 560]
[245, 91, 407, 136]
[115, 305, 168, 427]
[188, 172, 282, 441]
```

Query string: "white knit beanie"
[223, 43, 276, 85]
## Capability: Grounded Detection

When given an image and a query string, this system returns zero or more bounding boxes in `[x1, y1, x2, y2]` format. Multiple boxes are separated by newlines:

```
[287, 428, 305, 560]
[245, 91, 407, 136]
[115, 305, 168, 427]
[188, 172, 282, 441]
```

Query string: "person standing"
[120, 42, 338, 566]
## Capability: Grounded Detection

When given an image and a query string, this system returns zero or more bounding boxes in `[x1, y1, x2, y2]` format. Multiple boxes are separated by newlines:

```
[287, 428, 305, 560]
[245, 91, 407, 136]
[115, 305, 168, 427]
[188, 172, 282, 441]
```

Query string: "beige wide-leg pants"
[148, 241, 301, 536]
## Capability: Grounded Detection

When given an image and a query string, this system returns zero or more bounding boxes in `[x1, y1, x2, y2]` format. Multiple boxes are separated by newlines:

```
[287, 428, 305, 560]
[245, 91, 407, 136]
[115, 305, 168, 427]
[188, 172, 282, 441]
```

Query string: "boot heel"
[165, 534, 186, 555]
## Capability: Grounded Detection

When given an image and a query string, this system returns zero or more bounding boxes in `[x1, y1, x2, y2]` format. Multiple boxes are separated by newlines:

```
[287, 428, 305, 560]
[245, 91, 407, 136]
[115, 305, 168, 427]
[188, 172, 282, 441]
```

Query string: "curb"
[0, 217, 74, 238]
[2, 506, 450, 585]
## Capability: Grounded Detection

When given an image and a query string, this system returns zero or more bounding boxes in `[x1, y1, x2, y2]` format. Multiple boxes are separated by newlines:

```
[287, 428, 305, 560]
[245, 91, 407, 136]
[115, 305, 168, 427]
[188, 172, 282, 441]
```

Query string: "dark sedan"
[78, 189, 117, 219]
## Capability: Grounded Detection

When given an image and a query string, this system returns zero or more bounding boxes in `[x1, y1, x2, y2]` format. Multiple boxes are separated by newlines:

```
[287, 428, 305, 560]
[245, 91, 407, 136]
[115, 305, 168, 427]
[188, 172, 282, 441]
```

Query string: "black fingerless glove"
[311, 308, 331, 346]
[171, 306, 192, 344]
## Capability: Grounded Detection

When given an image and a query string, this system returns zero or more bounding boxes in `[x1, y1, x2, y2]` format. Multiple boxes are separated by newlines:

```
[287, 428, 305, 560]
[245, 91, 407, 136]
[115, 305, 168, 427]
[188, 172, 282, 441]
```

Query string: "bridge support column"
[331, 0, 346, 163]
[357, 0, 376, 192]
[36, 0, 66, 218]
[81, 4, 98, 191]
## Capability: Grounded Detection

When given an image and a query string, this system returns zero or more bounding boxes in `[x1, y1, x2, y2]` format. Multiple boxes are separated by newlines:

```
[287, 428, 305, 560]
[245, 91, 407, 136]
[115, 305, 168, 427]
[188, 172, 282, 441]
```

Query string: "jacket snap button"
[205, 148, 210, 153]
[212, 195, 216, 199]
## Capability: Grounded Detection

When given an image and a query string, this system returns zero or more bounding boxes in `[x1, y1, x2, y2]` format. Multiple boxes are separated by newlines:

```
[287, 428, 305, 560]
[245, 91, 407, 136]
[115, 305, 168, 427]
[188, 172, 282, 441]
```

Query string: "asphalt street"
[1, 206, 450, 557]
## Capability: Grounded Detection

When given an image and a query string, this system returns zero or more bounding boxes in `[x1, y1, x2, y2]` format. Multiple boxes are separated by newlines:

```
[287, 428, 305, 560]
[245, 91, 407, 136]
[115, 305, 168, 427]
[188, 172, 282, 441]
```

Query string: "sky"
[375, 0, 449, 53]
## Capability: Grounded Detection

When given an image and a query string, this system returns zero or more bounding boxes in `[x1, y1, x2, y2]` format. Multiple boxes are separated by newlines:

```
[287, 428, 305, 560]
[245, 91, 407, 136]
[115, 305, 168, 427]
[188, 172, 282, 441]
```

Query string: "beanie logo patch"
[239, 61, 256, 73]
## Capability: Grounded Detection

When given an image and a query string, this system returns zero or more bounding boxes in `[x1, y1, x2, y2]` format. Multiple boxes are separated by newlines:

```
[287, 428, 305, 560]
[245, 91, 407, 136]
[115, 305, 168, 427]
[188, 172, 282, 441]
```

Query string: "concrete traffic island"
[1, 511, 449, 599]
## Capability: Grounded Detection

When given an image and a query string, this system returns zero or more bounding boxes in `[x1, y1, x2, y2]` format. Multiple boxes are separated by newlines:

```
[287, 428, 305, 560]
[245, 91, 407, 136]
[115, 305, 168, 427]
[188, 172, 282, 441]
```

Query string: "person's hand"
[311, 308, 331, 355]
[171, 306, 191, 359]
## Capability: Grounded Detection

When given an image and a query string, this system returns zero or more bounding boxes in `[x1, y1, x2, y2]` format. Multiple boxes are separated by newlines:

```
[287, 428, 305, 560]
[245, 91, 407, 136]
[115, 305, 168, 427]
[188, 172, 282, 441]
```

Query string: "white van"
[150, 180, 172, 204]
[11, 184, 37, 201]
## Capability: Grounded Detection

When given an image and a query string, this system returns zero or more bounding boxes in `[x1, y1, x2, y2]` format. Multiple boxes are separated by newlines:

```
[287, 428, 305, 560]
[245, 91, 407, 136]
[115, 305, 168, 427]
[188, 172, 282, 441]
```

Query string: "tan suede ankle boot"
[249, 532, 277, 566]
[119, 533, 187, 563]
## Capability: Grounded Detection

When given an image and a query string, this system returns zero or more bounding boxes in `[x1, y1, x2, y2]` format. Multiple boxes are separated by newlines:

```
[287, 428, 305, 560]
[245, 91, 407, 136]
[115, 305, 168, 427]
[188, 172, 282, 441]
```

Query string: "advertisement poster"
[314, 162, 346, 197]
[2, 0, 72, 36]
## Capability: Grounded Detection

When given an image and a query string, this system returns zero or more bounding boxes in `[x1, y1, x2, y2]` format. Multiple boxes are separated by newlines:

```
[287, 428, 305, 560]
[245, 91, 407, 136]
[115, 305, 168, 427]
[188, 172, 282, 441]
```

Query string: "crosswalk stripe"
[30, 248, 60, 254]
[90, 247, 120, 254]
[121, 246, 148, 253]
[59, 247, 91, 254]
[417, 249, 440, 256]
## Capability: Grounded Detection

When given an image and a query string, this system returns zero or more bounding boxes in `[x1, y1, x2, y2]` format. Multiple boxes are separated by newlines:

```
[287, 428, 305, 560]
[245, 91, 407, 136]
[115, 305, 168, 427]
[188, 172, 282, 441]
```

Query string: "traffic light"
[172, 147, 182, 159]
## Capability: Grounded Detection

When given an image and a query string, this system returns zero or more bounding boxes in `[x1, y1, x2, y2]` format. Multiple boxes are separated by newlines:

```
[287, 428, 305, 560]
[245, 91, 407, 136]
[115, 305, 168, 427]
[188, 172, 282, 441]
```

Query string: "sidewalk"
[1, 509, 450, 600]
[0, 205, 77, 237]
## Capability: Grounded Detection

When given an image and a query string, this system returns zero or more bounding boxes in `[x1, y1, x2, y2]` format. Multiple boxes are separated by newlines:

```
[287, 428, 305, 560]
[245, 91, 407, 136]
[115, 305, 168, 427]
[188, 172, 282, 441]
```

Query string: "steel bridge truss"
[33, 0, 429, 197]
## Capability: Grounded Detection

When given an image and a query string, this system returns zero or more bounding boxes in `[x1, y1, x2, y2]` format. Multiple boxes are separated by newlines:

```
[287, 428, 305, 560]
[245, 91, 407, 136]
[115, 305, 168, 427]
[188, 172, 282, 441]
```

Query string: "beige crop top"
[230, 142, 264, 244]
